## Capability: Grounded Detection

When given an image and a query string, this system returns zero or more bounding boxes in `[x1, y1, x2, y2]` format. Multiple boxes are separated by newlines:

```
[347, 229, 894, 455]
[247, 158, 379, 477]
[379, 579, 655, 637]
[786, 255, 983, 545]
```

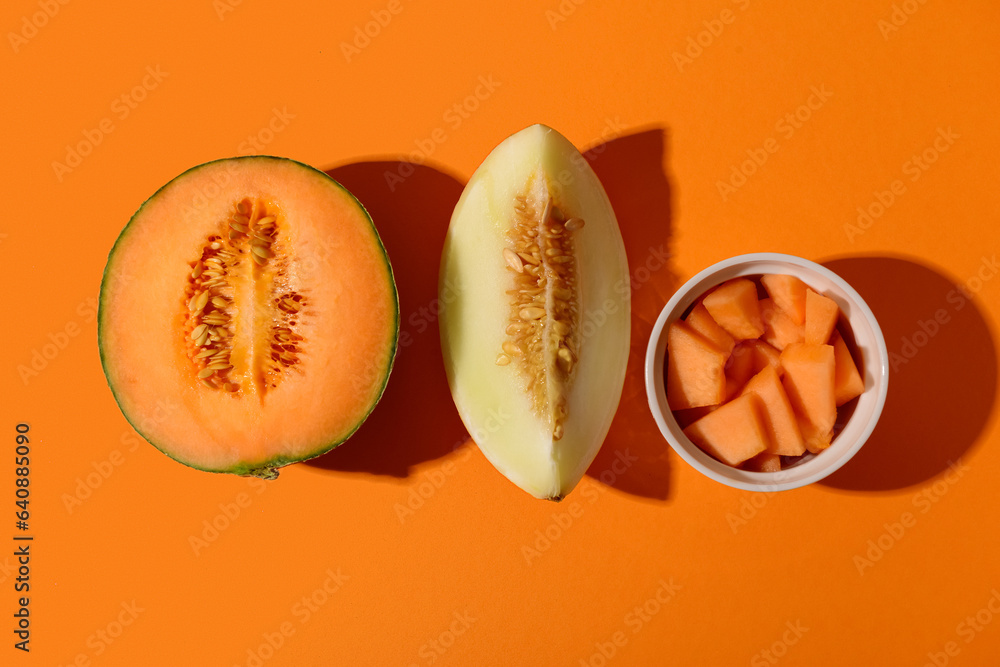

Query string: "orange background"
[3, 0, 1000, 665]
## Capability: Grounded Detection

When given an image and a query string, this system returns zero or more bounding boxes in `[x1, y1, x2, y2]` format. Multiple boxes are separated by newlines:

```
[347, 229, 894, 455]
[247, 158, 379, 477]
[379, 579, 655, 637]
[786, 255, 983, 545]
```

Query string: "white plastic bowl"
[644, 253, 889, 491]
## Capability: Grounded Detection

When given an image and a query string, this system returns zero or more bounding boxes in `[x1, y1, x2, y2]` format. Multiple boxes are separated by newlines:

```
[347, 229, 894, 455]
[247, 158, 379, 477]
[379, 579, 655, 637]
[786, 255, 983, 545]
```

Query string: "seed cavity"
[182, 197, 306, 396]
[497, 181, 585, 441]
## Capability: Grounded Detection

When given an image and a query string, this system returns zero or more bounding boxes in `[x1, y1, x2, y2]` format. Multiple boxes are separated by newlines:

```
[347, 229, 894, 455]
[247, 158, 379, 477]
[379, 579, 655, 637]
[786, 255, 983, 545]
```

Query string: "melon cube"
[702, 278, 764, 341]
[739, 365, 806, 456]
[831, 330, 864, 406]
[760, 297, 805, 351]
[742, 451, 782, 473]
[780, 343, 836, 453]
[683, 393, 770, 466]
[685, 303, 735, 356]
[666, 320, 727, 410]
[673, 404, 718, 429]
[761, 274, 807, 325]
[804, 289, 840, 345]
[725, 341, 756, 395]
[747, 339, 782, 377]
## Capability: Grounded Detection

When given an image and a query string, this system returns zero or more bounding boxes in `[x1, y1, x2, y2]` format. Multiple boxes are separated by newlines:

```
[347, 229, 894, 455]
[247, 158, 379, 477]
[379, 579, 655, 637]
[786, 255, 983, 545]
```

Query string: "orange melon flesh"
[685, 303, 735, 356]
[804, 289, 840, 345]
[673, 404, 718, 429]
[747, 339, 782, 377]
[666, 320, 727, 410]
[726, 341, 754, 387]
[683, 393, 770, 466]
[702, 278, 764, 341]
[100, 157, 398, 477]
[739, 365, 805, 456]
[831, 330, 865, 406]
[743, 451, 782, 472]
[761, 273, 807, 325]
[760, 298, 804, 351]
[780, 342, 836, 453]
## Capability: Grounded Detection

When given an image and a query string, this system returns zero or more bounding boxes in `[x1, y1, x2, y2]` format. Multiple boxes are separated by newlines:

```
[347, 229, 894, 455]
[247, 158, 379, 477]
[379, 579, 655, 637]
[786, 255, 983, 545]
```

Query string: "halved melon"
[439, 125, 630, 500]
[99, 156, 398, 478]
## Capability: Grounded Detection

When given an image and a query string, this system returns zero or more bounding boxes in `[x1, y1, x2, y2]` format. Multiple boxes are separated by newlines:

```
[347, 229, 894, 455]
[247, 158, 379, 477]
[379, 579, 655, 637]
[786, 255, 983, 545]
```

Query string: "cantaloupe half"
[99, 157, 398, 478]
[439, 125, 630, 500]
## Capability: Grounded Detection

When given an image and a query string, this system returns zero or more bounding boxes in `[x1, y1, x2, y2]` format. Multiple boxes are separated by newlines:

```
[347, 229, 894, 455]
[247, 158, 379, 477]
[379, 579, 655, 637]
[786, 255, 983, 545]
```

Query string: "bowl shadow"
[819, 255, 998, 491]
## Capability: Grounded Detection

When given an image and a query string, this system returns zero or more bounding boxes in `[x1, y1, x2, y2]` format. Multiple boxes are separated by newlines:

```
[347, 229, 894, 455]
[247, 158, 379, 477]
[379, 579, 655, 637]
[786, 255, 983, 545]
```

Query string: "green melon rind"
[98, 155, 399, 478]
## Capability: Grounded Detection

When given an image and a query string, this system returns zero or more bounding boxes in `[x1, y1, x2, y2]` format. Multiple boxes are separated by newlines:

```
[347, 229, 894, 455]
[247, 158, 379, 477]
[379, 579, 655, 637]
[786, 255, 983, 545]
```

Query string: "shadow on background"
[819, 255, 998, 491]
[306, 132, 680, 499]
[304, 161, 468, 477]
[583, 129, 678, 502]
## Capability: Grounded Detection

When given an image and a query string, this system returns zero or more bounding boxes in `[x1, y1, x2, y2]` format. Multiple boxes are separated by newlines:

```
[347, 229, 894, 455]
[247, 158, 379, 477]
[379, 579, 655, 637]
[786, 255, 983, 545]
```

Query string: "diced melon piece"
[780, 343, 836, 453]
[725, 341, 756, 394]
[673, 404, 718, 429]
[683, 393, 770, 466]
[742, 451, 782, 473]
[804, 289, 839, 345]
[739, 365, 806, 456]
[747, 339, 782, 377]
[760, 298, 805, 351]
[685, 303, 735, 356]
[831, 330, 864, 406]
[702, 278, 764, 341]
[666, 320, 727, 410]
[761, 274, 807, 325]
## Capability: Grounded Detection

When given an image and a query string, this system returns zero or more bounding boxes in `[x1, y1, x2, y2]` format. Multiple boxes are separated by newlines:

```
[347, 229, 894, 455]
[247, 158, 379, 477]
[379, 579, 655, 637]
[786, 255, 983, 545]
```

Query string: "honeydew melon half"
[99, 156, 398, 478]
[439, 125, 631, 499]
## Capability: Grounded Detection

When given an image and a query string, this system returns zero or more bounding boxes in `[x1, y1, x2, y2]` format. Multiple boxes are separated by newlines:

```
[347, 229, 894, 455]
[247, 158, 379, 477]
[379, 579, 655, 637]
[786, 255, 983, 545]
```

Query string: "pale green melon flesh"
[439, 125, 630, 499]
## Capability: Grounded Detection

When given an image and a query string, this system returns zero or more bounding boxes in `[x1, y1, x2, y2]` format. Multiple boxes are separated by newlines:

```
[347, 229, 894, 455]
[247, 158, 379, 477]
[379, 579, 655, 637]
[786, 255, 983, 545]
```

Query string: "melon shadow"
[819, 255, 997, 491]
[304, 161, 469, 477]
[582, 128, 678, 502]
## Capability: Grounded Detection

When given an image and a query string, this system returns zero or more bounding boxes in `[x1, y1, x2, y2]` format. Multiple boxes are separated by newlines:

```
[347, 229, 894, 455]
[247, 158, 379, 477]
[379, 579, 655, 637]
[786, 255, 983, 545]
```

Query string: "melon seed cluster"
[497, 190, 585, 440]
[183, 198, 306, 394]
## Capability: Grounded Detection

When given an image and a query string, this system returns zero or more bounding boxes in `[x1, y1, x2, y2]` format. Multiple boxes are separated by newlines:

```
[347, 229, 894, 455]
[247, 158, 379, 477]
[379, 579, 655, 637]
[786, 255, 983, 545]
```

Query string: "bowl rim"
[644, 252, 889, 492]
